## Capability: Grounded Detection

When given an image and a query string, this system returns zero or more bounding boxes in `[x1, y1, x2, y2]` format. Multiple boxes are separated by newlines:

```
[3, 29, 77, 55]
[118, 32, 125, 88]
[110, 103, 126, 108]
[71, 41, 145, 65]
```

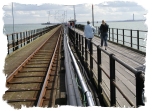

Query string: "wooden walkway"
[3, 25, 145, 107]
[74, 28, 145, 107]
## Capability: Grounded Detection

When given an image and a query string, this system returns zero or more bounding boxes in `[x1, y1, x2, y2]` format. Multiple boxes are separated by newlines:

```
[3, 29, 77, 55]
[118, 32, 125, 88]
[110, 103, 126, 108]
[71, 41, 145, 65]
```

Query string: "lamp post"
[92, 4, 94, 26]
[12, 2, 15, 33]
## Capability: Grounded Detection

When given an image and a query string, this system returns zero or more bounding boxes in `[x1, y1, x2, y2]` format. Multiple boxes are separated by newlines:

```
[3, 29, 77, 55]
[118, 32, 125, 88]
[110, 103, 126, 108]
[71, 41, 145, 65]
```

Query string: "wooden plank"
[5, 26, 60, 76]
[74, 28, 145, 107]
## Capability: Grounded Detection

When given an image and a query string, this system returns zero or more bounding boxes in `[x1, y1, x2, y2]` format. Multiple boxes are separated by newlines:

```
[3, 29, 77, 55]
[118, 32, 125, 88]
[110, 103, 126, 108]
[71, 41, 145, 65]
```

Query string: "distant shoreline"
[4, 23, 59, 25]
[106, 19, 146, 22]
[77, 19, 146, 24]
[4, 20, 146, 25]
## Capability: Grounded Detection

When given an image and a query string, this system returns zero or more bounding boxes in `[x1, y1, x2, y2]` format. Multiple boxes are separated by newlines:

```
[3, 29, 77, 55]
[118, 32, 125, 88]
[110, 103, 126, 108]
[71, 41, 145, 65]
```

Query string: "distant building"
[68, 19, 76, 28]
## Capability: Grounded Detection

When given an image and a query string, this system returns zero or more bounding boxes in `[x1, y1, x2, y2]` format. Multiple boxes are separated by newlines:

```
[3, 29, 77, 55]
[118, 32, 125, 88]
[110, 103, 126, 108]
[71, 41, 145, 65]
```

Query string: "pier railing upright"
[6, 25, 59, 55]
[75, 24, 147, 54]
[68, 27, 145, 107]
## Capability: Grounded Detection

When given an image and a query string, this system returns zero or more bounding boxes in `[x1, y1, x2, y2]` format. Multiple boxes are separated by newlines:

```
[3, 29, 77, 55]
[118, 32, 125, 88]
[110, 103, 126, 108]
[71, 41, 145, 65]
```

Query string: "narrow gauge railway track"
[3, 26, 63, 108]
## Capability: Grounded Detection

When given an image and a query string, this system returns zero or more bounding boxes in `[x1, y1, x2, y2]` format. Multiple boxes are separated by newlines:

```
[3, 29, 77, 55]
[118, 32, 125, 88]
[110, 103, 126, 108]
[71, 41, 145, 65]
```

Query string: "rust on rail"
[6, 26, 61, 83]
[3, 25, 63, 109]
[37, 27, 63, 107]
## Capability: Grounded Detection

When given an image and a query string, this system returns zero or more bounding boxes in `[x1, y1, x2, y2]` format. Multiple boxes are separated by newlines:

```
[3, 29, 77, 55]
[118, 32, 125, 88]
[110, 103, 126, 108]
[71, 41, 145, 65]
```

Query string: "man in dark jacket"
[99, 20, 109, 50]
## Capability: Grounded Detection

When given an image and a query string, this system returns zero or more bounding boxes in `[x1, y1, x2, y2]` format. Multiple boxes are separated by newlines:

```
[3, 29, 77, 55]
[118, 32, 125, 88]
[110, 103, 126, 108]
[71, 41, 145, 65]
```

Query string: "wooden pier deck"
[73, 28, 145, 107]
[3, 25, 145, 108]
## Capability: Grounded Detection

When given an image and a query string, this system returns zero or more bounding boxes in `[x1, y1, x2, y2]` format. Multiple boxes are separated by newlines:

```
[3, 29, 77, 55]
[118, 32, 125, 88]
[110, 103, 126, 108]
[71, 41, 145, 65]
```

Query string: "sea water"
[77, 21, 148, 52]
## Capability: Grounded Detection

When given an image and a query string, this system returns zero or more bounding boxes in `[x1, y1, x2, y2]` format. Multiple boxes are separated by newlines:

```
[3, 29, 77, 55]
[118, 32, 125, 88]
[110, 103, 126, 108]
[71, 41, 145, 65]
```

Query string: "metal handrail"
[6, 25, 59, 54]
[68, 27, 145, 107]
[75, 24, 147, 53]
[64, 28, 95, 106]
[64, 30, 82, 106]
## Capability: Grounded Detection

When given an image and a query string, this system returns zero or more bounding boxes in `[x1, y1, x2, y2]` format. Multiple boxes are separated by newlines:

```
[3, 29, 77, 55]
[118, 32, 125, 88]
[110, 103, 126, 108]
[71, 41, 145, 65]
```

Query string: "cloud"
[3, 3, 64, 11]
[96, 1, 147, 12]
[2, 1, 147, 24]
[97, 1, 137, 7]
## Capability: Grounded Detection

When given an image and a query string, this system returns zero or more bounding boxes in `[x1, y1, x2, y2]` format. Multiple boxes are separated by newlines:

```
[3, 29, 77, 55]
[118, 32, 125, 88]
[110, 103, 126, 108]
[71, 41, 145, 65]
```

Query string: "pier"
[3, 24, 145, 108]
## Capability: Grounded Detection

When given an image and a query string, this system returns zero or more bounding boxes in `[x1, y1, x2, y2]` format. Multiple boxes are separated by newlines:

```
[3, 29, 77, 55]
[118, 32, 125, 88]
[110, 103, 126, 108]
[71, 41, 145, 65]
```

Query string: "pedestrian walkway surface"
[73, 28, 145, 107]
[75, 28, 145, 69]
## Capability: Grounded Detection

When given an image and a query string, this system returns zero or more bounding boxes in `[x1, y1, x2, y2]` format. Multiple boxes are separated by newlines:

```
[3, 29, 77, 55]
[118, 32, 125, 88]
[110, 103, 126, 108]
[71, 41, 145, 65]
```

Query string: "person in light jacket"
[84, 21, 96, 52]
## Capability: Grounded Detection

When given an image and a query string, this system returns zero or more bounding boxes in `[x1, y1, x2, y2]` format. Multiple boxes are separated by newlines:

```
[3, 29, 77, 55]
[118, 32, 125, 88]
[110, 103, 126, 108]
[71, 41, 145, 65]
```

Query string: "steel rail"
[64, 30, 83, 106]
[66, 31, 95, 106]
[6, 26, 61, 83]
[36, 27, 62, 107]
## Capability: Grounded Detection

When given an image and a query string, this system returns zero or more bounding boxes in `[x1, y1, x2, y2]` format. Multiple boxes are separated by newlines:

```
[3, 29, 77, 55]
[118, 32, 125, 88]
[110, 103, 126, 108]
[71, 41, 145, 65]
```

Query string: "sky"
[0, 0, 152, 111]
[2, 1, 147, 24]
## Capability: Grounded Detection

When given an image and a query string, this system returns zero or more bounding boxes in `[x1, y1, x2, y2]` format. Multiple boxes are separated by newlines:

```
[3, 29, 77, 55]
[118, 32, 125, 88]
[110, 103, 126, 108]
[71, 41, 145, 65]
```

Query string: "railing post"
[34, 30, 36, 39]
[20, 32, 22, 47]
[68, 27, 70, 38]
[27, 31, 29, 44]
[69, 28, 73, 43]
[30, 30, 32, 41]
[137, 30, 139, 50]
[123, 29, 124, 45]
[74, 30, 76, 49]
[28, 31, 30, 43]
[7, 35, 9, 55]
[77, 33, 80, 50]
[97, 45, 102, 96]
[136, 71, 145, 107]
[24, 32, 25, 46]
[73, 30, 75, 43]
[98, 27, 100, 36]
[26, 31, 28, 44]
[32, 30, 34, 40]
[76, 32, 78, 53]
[77, 33, 80, 58]
[112, 28, 114, 42]
[85, 38, 88, 61]
[109, 28, 110, 41]
[117, 29, 118, 43]
[16, 33, 19, 50]
[82, 36, 84, 61]
[130, 30, 132, 48]
[29, 30, 31, 41]
[68, 28, 71, 40]
[90, 40, 93, 79]
[34, 30, 36, 40]
[12, 34, 15, 51]
[109, 54, 116, 106]
[32, 30, 34, 41]
[79, 34, 81, 52]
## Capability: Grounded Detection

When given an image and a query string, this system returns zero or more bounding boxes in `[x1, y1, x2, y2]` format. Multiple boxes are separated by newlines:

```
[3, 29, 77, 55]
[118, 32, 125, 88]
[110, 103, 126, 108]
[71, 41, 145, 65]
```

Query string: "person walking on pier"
[84, 21, 96, 52]
[99, 20, 109, 50]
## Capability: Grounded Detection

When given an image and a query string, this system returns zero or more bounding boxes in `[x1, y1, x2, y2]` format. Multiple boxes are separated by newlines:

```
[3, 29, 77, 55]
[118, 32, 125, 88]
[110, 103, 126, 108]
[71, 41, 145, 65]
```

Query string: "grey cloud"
[97, 1, 138, 7]
[109, 6, 147, 13]
[3, 3, 65, 11]
[75, 4, 91, 14]
[98, 1, 146, 12]
[3, 3, 92, 15]
[3, 1, 147, 24]
[96, 1, 146, 13]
